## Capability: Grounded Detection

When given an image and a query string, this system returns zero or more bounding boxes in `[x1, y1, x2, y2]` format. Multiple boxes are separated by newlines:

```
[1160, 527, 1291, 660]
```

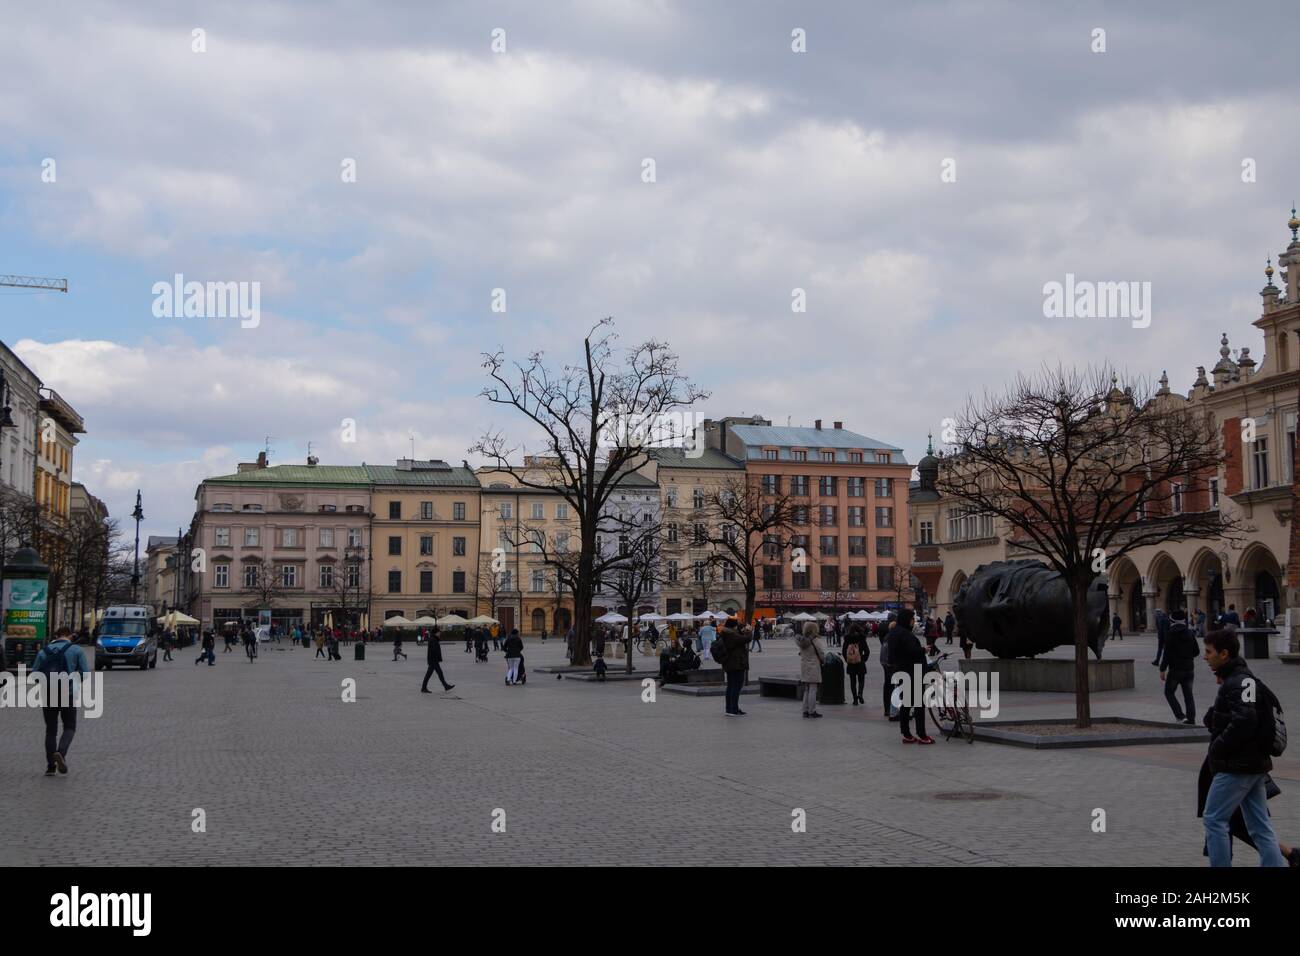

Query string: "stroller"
[475, 639, 489, 663]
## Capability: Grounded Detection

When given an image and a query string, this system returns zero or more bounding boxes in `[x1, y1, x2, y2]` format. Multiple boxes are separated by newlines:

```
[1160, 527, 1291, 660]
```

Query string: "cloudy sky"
[1, 0, 1296, 541]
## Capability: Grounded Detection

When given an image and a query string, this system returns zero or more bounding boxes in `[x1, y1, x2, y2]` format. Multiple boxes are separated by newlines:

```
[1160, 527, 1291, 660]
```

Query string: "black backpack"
[37, 640, 73, 677]
[709, 638, 727, 665]
[1255, 679, 1287, 758]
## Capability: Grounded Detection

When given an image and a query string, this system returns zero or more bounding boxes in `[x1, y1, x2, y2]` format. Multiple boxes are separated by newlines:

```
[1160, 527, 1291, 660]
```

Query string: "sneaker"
[725, 711, 741, 717]
[917, 736, 936, 745]
[802, 713, 811, 718]
[810, 712, 823, 719]
[44, 765, 56, 776]
[421, 688, 432, 694]
[444, 684, 455, 691]
[901, 735, 917, 744]
[735, 709, 747, 716]
[1182, 718, 1197, 725]
[53, 753, 67, 774]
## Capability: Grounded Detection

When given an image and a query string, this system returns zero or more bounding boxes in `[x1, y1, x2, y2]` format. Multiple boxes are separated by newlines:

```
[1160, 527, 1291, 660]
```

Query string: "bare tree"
[324, 552, 368, 629]
[473, 319, 706, 664]
[478, 553, 507, 620]
[240, 559, 285, 619]
[699, 474, 797, 624]
[938, 366, 1242, 727]
[603, 517, 665, 672]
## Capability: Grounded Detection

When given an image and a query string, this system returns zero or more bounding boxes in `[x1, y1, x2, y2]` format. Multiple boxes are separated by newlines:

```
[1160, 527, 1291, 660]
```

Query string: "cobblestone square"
[4, 633, 1296, 866]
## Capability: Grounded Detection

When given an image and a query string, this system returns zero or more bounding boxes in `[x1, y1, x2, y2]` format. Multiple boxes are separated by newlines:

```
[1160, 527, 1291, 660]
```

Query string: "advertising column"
[2, 546, 51, 669]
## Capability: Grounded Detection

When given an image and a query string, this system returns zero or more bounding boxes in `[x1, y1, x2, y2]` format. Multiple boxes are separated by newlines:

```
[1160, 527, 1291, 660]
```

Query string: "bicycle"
[925, 652, 975, 743]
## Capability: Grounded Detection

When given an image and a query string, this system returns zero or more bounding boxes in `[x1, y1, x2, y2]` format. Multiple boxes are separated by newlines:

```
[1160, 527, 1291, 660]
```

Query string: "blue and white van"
[94, 605, 158, 670]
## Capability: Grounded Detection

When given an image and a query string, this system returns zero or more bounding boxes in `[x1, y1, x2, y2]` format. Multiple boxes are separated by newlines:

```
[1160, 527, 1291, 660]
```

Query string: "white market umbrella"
[788, 612, 816, 622]
[595, 612, 628, 625]
[666, 612, 696, 622]
[382, 615, 416, 627]
[437, 614, 470, 627]
[412, 616, 439, 626]
[467, 615, 499, 625]
[158, 611, 199, 626]
[638, 613, 668, 622]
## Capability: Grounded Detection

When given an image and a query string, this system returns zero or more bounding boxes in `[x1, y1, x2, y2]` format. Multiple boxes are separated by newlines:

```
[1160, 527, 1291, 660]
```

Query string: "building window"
[793, 506, 809, 526]
[498, 531, 512, 553]
[919, 520, 934, 545]
[452, 571, 466, 593]
[876, 536, 894, 557]
[877, 566, 894, 590]
[693, 561, 705, 583]
[820, 535, 838, 556]
[666, 488, 678, 507]
[319, 564, 333, 588]
[722, 562, 736, 582]
[848, 452, 863, 463]
[847, 506, 865, 527]
[319, 527, 334, 548]
[1210, 479, 1219, 509]
[556, 502, 568, 519]
[453, 536, 466, 556]
[346, 564, 361, 588]
[875, 506, 893, 528]
[531, 502, 544, 520]
[818, 451, 833, 462]
[819, 505, 837, 526]
[347, 528, 362, 548]
[420, 570, 433, 593]
[282, 528, 298, 547]
[1171, 482, 1183, 515]
[528, 570, 543, 593]
[420, 501, 433, 520]
[763, 565, 783, 589]
[242, 503, 263, 512]
[691, 523, 705, 545]
[212, 503, 234, 512]
[818, 476, 837, 496]
[388, 536, 401, 556]
[763, 449, 778, 460]
[874, 478, 893, 498]
[555, 532, 569, 552]
[791, 569, 809, 589]
[847, 477, 864, 497]
[848, 566, 867, 589]
[282, 565, 297, 588]
[453, 502, 466, 521]
[499, 502, 513, 520]
[500, 570, 513, 592]
[242, 564, 258, 588]
[388, 501, 401, 520]
[692, 488, 704, 509]
[666, 523, 678, 544]
[848, 536, 866, 556]
[214, 527, 230, 547]
[875, 452, 891, 463]
[667, 560, 679, 583]
[387, 570, 401, 593]
[420, 535, 433, 556]
[789, 475, 808, 497]
[792, 450, 807, 462]
[761, 474, 780, 495]
[820, 565, 840, 589]
[1252, 437, 1269, 489]
[244, 528, 259, 547]
[214, 564, 230, 588]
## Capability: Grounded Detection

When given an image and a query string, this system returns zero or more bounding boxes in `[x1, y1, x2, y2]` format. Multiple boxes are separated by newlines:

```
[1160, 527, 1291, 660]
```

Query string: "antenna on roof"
[786, 416, 791, 426]
[264, 436, 277, 461]
[409, 431, 415, 461]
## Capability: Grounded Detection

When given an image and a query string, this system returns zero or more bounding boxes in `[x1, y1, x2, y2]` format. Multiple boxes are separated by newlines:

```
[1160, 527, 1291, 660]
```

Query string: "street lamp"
[0, 367, 14, 490]
[130, 490, 144, 604]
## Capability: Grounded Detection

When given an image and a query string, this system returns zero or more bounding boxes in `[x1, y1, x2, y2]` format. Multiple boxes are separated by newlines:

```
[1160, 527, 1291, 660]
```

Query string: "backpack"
[845, 642, 862, 665]
[1255, 679, 1287, 758]
[709, 639, 727, 665]
[37, 641, 73, 677]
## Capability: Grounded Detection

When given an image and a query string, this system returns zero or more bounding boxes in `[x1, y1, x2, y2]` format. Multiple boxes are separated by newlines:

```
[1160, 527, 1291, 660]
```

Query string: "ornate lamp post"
[130, 490, 144, 603]
[0, 367, 15, 489]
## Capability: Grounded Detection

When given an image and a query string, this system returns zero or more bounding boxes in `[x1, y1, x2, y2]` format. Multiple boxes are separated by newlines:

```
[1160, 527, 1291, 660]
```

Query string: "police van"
[94, 605, 158, 670]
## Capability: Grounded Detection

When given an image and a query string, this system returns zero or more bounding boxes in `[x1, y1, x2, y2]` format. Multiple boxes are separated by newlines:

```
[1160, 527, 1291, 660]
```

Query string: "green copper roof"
[365, 464, 481, 487]
[204, 465, 371, 487]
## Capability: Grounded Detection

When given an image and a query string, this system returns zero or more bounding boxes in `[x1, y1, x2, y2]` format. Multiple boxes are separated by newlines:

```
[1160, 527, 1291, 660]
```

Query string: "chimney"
[814, 419, 822, 431]
[833, 421, 843, 430]
[256, 451, 268, 469]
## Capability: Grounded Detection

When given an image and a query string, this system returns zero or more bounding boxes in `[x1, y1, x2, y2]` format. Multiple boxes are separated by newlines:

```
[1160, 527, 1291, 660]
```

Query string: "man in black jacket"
[885, 609, 933, 744]
[718, 626, 750, 716]
[1159, 609, 1198, 724]
[421, 627, 454, 693]
[1200, 629, 1286, 866]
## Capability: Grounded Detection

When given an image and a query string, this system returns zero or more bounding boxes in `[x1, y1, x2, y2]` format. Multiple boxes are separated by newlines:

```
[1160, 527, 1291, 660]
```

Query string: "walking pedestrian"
[748, 620, 762, 653]
[195, 629, 216, 665]
[844, 623, 870, 705]
[490, 622, 500, 651]
[944, 611, 956, 645]
[886, 609, 933, 744]
[420, 628, 454, 693]
[565, 625, 576, 662]
[699, 620, 718, 658]
[1198, 629, 1288, 866]
[392, 634, 408, 661]
[1112, 612, 1123, 642]
[716, 624, 750, 716]
[503, 628, 524, 685]
[315, 631, 326, 658]
[795, 622, 827, 718]
[1159, 609, 1198, 724]
[162, 627, 174, 662]
[1195, 608, 1207, 640]
[31, 626, 89, 776]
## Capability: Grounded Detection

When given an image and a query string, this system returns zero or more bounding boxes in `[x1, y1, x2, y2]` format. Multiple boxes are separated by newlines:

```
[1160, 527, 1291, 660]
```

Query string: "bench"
[758, 676, 800, 699]
[665, 667, 725, 685]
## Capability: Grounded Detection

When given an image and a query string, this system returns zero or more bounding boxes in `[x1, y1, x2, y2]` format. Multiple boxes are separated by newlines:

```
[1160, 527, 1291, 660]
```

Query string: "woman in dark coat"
[843, 623, 871, 705]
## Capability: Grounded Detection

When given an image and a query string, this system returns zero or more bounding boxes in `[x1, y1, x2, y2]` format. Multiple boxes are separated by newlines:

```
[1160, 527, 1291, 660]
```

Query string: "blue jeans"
[1203, 772, 1287, 866]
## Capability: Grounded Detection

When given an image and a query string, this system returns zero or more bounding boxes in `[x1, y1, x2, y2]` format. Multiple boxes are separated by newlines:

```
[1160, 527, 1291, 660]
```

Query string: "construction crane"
[0, 274, 68, 292]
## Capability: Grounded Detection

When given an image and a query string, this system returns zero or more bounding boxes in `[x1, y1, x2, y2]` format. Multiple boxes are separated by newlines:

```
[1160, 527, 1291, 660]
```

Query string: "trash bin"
[818, 653, 845, 705]
[354, 642, 365, 661]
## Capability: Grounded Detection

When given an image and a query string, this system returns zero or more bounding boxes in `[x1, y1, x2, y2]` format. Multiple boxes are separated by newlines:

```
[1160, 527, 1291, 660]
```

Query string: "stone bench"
[758, 676, 800, 699]
[665, 667, 724, 685]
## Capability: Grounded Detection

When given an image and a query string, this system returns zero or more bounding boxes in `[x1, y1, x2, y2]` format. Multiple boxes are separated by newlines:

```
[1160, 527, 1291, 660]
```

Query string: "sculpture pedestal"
[958, 657, 1135, 692]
